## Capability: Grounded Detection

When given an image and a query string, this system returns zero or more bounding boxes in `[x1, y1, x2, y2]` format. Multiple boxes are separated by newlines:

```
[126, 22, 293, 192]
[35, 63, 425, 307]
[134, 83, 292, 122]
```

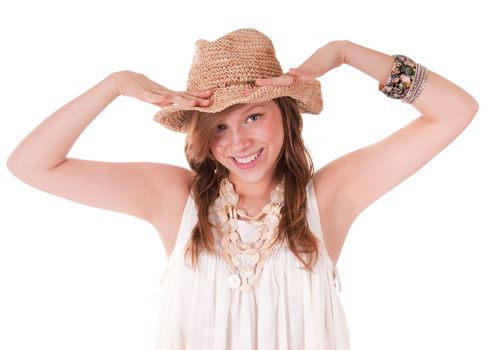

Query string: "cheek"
[210, 133, 225, 150]
[267, 121, 284, 149]
[209, 140, 225, 163]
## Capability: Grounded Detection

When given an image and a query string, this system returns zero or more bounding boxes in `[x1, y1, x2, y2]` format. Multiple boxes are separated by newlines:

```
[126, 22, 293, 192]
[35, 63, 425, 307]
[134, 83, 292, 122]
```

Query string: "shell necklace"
[211, 176, 284, 292]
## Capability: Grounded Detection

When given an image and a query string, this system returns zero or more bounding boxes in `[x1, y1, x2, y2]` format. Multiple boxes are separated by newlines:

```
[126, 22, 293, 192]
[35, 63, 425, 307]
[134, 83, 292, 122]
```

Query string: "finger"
[286, 71, 298, 84]
[188, 89, 213, 98]
[178, 92, 212, 106]
[193, 98, 212, 106]
[244, 86, 258, 96]
[255, 75, 292, 87]
[151, 101, 174, 108]
[254, 77, 278, 86]
[145, 91, 170, 104]
[148, 89, 211, 107]
[149, 91, 183, 106]
[156, 92, 195, 106]
[289, 68, 314, 81]
[151, 95, 210, 108]
[177, 96, 198, 107]
[170, 93, 211, 107]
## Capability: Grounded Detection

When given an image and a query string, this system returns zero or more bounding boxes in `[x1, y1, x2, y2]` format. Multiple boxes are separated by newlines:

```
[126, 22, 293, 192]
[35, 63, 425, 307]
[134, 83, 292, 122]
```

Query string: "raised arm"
[252, 40, 479, 263]
[312, 42, 477, 208]
[313, 41, 478, 261]
[6, 71, 212, 229]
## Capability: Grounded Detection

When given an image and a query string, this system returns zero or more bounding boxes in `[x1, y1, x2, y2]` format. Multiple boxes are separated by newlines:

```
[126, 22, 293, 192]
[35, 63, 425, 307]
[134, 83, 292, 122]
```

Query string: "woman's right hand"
[112, 70, 212, 108]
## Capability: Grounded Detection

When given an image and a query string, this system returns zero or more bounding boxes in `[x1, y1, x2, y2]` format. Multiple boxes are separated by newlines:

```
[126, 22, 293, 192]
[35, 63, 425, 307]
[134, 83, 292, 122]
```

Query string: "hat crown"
[187, 28, 283, 92]
[153, 28, 323, 133]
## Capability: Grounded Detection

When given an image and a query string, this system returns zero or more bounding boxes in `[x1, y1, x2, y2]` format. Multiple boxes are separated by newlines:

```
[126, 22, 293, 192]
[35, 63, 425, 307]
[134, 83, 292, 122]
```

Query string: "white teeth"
[234, 149, 261, 164]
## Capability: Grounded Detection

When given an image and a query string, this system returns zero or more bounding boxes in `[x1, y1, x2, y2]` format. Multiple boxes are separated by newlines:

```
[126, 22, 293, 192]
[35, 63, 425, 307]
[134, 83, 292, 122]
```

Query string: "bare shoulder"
[313, 163, 355, 224]
[313, 166, 357, 264]
[130, 162, 193, 257]
[147, 163, 192, 234]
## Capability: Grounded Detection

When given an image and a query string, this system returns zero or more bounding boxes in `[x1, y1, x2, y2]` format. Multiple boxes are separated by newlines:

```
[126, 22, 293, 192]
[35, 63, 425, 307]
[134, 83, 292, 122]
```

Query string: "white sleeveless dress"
[153, 179, 350, 349]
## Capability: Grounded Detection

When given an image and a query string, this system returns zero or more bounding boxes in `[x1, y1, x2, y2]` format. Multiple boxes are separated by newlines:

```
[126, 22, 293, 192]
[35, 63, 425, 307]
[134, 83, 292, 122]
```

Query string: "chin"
[234, 172, 266, 184]
[228, 166, 277, 185]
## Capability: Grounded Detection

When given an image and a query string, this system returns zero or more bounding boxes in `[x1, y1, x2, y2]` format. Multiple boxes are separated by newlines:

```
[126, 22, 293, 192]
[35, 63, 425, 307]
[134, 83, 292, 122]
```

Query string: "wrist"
[107, 71, 128, 98]
[324, 40, 349, 70]
[339, 40, 353, 65]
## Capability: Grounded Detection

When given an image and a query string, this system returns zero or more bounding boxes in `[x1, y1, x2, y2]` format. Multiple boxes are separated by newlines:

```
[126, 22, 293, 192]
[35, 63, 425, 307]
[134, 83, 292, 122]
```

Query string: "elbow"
[460, 95, 479, 125]
[6, 157, 40, 187]
[469, 97, 479, 117]
[6, 155, 24, 181]
[6, 154, 17, 175]
[467, 97, 480, 123]
[5, 147, 24, 174]
[6, 143, 22, 173]
[466, 94, 479, 117]
[6, 153, 34, 183]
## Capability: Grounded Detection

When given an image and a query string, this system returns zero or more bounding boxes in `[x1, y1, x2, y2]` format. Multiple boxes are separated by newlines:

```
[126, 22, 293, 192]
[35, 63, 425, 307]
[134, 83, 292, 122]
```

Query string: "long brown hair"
[183, 96, 319, 270]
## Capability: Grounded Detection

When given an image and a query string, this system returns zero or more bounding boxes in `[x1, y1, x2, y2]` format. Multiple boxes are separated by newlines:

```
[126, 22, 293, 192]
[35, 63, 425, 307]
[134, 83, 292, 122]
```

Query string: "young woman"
[6, 28, 478, 349]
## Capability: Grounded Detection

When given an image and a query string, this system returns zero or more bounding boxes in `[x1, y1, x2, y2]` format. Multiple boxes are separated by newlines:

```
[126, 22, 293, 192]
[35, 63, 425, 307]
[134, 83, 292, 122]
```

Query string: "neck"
[228, 172, 283, 207]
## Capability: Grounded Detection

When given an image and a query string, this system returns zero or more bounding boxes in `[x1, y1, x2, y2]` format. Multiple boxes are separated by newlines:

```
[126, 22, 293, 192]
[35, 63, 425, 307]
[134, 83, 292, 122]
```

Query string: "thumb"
[289, 68, 315, 81]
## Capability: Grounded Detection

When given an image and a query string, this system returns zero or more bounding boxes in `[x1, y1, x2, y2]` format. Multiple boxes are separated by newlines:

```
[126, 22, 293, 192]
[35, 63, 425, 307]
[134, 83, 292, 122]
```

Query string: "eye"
[246, 113, 262, 123]
[214, 124, 227, 132]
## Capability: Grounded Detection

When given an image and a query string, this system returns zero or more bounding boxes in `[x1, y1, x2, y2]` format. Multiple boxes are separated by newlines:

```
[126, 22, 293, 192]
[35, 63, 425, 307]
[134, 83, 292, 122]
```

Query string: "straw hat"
[153, 28, 323, 132]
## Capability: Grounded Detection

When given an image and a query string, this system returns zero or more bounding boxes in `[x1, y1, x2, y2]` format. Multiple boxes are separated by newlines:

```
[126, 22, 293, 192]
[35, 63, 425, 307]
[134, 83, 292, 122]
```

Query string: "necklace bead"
[270, 190, 284, 204]
[262, 204, 272, 213]
[245, 248, 257, 255]
[212, 176, 285, 292]
[231, 256, 241, 267]
[227, 274, 241, 289]
[263, 214, 280, 228]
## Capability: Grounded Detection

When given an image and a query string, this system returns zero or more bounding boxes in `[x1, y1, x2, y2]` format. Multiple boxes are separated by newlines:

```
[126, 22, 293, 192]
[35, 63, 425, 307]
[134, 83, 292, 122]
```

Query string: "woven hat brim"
[153, 79, 323, 133]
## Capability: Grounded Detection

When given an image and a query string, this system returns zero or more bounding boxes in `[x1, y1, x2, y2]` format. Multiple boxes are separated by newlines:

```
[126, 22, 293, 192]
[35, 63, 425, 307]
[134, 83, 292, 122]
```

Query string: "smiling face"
[209, 100, 284, 186]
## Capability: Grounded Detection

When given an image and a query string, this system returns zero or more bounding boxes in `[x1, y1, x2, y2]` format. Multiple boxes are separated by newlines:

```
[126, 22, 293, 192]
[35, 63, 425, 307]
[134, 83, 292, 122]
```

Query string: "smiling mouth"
[231, 148, 263, 164]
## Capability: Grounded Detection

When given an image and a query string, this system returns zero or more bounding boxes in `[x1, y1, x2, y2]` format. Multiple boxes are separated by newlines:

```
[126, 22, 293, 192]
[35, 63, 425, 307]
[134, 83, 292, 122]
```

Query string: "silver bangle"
[403, 64, 428, 104]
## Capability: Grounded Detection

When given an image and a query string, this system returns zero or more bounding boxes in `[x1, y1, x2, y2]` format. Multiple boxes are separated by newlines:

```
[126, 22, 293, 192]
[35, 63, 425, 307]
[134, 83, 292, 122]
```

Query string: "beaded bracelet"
[379, 54, 428, 104]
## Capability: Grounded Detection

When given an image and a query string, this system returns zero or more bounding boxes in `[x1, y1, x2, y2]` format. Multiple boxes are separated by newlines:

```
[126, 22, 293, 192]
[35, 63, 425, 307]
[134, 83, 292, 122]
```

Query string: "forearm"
[341, 40, 479, 124]
[7, 73, 121, 177]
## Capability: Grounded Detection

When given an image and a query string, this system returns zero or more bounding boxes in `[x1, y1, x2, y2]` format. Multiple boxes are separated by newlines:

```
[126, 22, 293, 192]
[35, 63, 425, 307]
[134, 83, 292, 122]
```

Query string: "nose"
[228, 128, 252, 153]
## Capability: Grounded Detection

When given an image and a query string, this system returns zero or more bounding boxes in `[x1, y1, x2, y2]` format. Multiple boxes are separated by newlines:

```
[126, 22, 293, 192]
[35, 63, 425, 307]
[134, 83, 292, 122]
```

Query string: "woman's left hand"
[245, 40, 348, 95]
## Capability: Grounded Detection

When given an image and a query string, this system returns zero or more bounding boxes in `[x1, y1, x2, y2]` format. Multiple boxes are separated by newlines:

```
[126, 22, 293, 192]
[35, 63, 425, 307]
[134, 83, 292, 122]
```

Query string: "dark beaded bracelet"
[380, 54, 428, 104]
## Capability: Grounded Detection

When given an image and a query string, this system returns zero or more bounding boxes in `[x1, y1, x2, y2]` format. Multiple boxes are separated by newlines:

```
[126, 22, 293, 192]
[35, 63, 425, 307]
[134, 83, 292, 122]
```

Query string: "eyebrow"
[227, 103, 265, 117]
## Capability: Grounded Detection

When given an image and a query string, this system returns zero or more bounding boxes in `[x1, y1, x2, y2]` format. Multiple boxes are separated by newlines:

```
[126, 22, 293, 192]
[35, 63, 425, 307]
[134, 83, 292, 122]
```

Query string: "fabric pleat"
[153, 178, 351, 350]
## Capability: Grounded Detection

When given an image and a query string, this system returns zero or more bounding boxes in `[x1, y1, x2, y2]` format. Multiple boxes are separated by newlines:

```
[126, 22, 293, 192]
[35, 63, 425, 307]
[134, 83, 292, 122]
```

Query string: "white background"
[1, 0, 496, 349]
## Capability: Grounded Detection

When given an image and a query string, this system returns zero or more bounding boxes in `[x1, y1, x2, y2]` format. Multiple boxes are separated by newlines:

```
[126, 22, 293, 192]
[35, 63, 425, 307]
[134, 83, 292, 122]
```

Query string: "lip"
[230, 148, 264, 169]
